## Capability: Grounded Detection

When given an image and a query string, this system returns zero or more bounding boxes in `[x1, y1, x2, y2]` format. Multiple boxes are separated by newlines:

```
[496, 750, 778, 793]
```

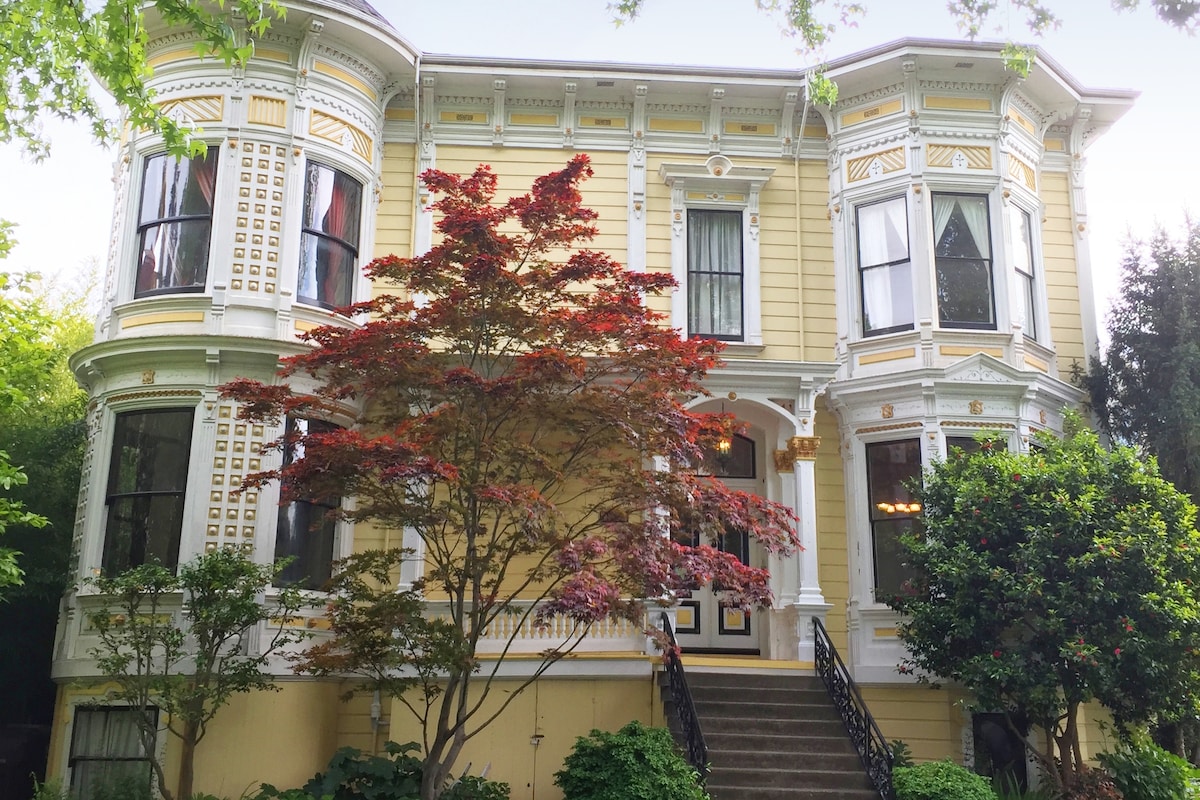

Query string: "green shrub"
[1099, 737, 1190, 800]
[892, 760, 998, 800]
[30, 778, 69, 800]
[254, 741, 508, 800]
[890, 740, 914, 769]
[553, 720, 709, 800]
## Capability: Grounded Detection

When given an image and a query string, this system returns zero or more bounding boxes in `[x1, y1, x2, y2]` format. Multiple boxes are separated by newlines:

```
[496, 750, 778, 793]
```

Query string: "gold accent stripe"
[939, 345, 1004, 357]
[1024, 354, 1049, 372]
[248, 96, 287, 128]
[873, 627, 899, 638]
[510, 112, 558, 127]
[942, 420, 1016, 429]
[439, 111, 488, 124]
[927, 143, 992, 170]
[294, 320, 320, 334]
[578, 115, 628, 129]
[310, 110, 373, 161]
[923, 95, 992, 112]
[253, 48, 291, 64]
[385, 108, 415, 121]
[648, 117, 704, 133]
[1008, 155, 1036, 191]
[840, 98, 903, 127]
[723, 120, 776, 136]
[147, 48, 194, 68]
[859, 347, 915, 365]
[313, 60, 377, 101]
[1043, 138, 1066, 152]
[856, 421, 924, 435]
[799, 124, 826, 139]
[846, 146, 906, 183]
[120, 311, 205, 329]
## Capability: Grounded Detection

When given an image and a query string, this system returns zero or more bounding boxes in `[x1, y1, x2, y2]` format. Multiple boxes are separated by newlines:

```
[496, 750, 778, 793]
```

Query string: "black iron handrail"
[813, 616, 895, 800]
[659, 611, 708, 780]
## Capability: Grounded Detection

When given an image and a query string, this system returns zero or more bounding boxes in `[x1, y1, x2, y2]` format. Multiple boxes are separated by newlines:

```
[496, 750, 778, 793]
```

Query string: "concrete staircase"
[669, 671, 881, 800]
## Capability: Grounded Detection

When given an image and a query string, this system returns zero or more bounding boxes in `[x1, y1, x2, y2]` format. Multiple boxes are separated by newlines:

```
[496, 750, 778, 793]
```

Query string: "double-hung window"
[865, 439, 922, 601]
[298, 162, 363, 310]
[103, 409, 194, 576]
[932, 193, 995, 329]
[275, 417, 340, 590]
[687, 210, 744, 340]
[135, 152, 218, 297]
[69, 706, 157, 800]
[857, 197, 914, 336]
[1007, 206, 1038, 341]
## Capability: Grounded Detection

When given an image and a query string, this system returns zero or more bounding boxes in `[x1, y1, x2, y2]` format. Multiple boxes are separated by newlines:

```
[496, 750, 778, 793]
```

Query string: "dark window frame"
[274, 417, 341, 590]
[297, 161, 363, 311]
[856, 195, 915, 337]
[134, 151, 218, 299]
[102, 408, 194, 576]
[932, 191, 997, 330]
[686, 208, 745, 342]
[865, 439, 922, 602]
[68, 706, 159, 800]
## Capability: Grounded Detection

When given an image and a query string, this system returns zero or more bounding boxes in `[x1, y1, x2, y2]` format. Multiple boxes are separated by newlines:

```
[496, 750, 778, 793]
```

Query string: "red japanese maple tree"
[223, 155, 798, 798]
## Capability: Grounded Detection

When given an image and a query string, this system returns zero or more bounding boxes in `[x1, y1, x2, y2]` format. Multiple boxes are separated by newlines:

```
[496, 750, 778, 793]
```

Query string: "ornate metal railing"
[813, 617, 895, 800]
[660, 611, 708, 780]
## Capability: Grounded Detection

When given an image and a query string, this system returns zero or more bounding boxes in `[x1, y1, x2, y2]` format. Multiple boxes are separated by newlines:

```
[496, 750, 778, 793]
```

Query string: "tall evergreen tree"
[1084, 221, 1200, 500]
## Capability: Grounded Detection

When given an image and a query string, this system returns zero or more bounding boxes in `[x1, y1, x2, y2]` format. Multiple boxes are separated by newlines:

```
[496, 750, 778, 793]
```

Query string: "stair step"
[700, 715, 848, 737]
[693, 699, 843, 721]
[706, 765, 876, 791]
[705, 732, 859, 756]
[706, 786, 880, 800]
[707, 748, 864, 771]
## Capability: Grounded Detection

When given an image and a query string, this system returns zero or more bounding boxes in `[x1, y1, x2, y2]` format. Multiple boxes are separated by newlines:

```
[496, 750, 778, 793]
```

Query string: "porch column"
[782, 435, 832, 662]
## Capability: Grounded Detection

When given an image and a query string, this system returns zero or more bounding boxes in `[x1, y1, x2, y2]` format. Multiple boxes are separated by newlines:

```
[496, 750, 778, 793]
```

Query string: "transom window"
[135, 152, 218, 298]
[857, 196, 914, 336]
[275, 417, 340, 590]
[103, 408, 194, 576]
[69, 706, 157, 800]
[933, 193, 995, 329]
[865, 439, 922, 601]
[1008, 206, 1038, 341]
[687, 209, 744, 341]
[297, 162, 363, 310]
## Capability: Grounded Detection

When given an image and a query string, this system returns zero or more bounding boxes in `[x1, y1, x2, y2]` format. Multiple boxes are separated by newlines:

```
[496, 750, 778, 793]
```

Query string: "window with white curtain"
[1007, 205, 1038, 341]
[69, 706, 157, 800]
[932, 193, 995, 329]
[856, 196, 914, 336]
[687, 209, 743, 341]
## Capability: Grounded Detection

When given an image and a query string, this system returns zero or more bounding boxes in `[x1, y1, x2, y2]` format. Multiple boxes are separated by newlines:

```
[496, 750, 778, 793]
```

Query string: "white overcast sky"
[1, 0, 1195, 327]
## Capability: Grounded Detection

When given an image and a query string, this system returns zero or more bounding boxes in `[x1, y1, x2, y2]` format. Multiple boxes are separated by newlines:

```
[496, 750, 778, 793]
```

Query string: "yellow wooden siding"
[1039, 173, 1085, 374]
[861, 685, 970, 762]
[373, 142, 417, 301]
[800, 161, 836, 361]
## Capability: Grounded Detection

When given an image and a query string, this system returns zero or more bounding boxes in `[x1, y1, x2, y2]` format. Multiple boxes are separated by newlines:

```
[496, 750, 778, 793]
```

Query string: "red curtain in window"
[319, 173, 358, 305]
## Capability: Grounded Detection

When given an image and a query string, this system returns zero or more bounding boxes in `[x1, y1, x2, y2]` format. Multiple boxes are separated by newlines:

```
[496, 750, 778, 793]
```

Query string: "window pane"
[866, 439, 922, 598]
[873, 517, 918, 600]
[299, 163, 362, 310]
[275, 418, 340, 590]
[70, 708, 157, 800]
[1008, 207, 1037, 340]
[687, 210, 743, 339]
[862, 261, 914, 334]
[934, 194, 991, 259]
[139, 152, 218, 223]
[857, 197, 909, 267]
[935, 257, 995, 326]
[104, 409, 193, 574]
[699, 433, 755, 478]
[136, 220, 211, 294]
[933, 193, 995, 328]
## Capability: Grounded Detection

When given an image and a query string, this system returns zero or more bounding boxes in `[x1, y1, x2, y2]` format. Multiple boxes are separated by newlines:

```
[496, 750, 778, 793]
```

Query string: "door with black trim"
[673, 433, 764, 653]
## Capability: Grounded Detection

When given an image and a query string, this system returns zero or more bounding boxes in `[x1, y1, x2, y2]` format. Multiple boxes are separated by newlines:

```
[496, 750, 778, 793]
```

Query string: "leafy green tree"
[88, 551, 311, 800]
[1084, 221, 1200, 501]
[888, 417, 1200, 794]
[612, 0, 1197, 52]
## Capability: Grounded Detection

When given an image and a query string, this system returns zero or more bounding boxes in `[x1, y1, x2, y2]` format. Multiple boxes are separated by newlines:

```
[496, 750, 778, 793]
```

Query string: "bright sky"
[0, 0, 1195, 328]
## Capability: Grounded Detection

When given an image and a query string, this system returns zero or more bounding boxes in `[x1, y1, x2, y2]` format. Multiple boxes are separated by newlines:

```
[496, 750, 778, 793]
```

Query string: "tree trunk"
[178, 718, 200, 800]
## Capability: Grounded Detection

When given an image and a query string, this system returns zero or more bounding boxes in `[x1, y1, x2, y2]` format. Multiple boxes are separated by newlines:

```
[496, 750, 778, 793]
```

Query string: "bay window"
[297, 162, 363, 310]
[932, 193, 995, 329]
[69, 706, 157, 800]
[857, 196, 914, 336]
[865, 439, 921, 601]
[1008, 206, 1038, 341]
[135, 152, 218, 297]
[103, 409, 194, 576]
[274, 417, 339, 590]
[687, 209, 743, 340]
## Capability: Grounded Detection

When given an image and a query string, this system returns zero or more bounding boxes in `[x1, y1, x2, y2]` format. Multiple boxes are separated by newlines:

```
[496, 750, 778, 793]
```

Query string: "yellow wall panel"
[1039, 172, 1084, 375]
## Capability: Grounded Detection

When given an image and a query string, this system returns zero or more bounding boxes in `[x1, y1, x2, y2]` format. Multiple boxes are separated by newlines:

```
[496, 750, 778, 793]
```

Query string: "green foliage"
[30, 777, 69, 800]
[1099, 735, 1194, 800]
[892, 760, 997, 800]
[891, 739, 914, 769]
[1085, 222, 1200, 502]
[554, 720, 709, 800]
[88, 551, 312, 800]
[255, 741, 509, 800]
[0, 0, 285, 158]
[889, 417, 1200, 790]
